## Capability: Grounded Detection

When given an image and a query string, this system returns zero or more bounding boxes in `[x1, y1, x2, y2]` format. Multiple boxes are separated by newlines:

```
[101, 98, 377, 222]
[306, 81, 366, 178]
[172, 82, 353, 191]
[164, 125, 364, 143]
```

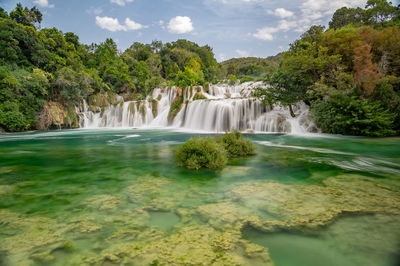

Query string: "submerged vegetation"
[176, 132, 256, 169]
[0, 130, 400, 265]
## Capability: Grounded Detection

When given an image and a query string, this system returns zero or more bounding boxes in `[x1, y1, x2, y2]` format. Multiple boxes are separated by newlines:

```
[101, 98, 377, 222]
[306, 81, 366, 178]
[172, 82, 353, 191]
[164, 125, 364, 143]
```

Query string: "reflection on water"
[0, 129, 399, 265]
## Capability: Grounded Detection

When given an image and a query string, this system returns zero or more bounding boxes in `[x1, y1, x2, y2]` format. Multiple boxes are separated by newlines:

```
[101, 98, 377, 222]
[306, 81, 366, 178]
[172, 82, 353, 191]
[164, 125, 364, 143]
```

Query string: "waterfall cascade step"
[76, 82, 318, 134]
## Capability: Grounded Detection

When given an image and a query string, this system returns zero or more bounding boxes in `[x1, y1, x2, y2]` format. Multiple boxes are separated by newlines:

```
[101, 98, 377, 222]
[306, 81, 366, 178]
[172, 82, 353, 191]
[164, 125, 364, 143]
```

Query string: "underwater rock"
[64, 216, 102, 234]
[123, 176, 185, 211]
[83, 194, 121, 211]
[197, 202, 246, 230]
[220, 166, 253, 179]
[106, 229, 141, 242]
[228, 175, 400, 232]
[0, 210, 67, 266]
[0, 185, 14, 195]
[91, 225, 273, 265]
[322, 213, 400, 266]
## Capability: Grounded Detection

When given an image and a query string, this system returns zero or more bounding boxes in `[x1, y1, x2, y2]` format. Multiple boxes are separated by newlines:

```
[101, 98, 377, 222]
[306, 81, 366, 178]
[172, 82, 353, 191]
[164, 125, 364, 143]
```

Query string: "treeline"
[257, 0, 400, 136]
[220, 55, 281, 82]
[0, 3, 221, 132]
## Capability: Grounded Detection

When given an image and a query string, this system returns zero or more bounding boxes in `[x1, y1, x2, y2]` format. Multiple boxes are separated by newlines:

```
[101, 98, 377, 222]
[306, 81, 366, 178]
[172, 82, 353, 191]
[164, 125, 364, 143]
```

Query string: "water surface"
[0, 129, 399, 265]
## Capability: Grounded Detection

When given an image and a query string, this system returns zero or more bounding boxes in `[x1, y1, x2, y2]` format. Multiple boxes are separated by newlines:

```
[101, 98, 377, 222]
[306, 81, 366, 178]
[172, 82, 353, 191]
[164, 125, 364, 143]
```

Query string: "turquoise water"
[0, 129, 399, 265]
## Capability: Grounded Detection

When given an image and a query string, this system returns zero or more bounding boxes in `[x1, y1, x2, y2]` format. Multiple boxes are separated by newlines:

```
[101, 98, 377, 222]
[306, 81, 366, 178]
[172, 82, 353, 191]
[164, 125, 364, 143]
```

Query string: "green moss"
[151, 99, 158, 117]
[167, 96, 183, 123]
[193, 92, 207, 101]
[176, 137, 227, 170]
[139, 104, 146, 120]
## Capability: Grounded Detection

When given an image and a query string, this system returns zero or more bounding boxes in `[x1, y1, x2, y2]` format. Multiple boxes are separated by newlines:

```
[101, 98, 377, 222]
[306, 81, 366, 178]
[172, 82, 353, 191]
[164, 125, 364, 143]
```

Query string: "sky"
[1, 0, 400, 61]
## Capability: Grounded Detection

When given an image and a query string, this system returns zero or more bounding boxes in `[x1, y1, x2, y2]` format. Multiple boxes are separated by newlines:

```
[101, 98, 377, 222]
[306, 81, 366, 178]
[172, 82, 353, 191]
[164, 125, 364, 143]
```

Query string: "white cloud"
[110, 0, 133, 6]
[167, 16, 194, 34]
[296, 0, 366, 31]
[236, 49, 250, 57]
[252, 27, 278, 41]
[33, 0, 54, 8]
[95, 16, 145, 32]
[86, 7, 103, 15]
[273, 8, 294, 18]
[253, 19, 297, 41]
[254, 0, 367, 40]
[277, 20, 298, 31]
[218, 53, 226, 62]
[125, 18, 145, 30]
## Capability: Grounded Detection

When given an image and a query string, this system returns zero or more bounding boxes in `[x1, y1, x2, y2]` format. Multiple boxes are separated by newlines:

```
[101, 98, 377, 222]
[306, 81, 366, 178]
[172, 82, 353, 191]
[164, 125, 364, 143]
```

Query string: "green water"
[0, 129, 399, 265]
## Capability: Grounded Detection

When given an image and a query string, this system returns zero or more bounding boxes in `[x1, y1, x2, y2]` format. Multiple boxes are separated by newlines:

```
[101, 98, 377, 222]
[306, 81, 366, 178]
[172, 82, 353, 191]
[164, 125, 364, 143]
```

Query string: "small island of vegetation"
[176, 131, 256, 169]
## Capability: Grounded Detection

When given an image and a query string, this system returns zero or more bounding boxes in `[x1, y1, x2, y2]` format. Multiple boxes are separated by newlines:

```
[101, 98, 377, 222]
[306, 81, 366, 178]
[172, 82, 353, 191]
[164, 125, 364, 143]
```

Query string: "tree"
[9, 3, 42, 28]
[329, 7, 365, 29]
[0, 7, 8, 18]
[365, 0, 398, 26]
[353, 44, 383, 97]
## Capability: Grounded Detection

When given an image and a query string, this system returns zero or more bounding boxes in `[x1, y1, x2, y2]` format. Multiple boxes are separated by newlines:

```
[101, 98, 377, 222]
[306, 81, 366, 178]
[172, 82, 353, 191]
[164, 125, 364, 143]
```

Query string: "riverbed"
[0, 129, 399, 265]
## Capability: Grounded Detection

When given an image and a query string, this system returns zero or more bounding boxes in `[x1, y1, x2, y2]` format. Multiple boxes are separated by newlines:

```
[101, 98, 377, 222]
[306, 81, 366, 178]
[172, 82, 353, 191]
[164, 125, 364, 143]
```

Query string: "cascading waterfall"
[76, 82, 318, 134]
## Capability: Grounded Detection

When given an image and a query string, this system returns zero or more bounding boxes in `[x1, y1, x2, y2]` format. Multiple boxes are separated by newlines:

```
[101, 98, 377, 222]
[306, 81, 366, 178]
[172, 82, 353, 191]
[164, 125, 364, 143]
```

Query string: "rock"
[228, 174, 400, 232]
[83, 194, 121, 211]
[91, 226, 274, 265]
[64, 216, 102, 234]
[0, 185, 15, 195]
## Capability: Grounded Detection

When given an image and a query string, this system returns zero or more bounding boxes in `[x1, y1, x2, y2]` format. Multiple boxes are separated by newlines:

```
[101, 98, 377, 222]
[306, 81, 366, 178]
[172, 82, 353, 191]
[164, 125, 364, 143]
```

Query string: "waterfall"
[76, 82, 319, 134]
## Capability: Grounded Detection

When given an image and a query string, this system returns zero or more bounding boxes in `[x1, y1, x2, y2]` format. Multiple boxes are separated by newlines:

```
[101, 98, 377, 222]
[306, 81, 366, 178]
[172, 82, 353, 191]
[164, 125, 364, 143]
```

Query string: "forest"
[256, 0, 400, 136]
[0, 3, 220, 132]
[1, 0, 400, 136]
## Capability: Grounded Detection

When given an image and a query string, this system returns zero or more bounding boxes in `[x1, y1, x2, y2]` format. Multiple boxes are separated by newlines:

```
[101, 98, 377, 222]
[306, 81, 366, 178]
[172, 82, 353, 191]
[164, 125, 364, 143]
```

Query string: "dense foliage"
[220, 56, 281, 82]
[176, 132, 256, 169]
[216, 131, 256, 158]
[176, 137, 228, 169]
[0, 4, 219, 131]
[256, 0, 400, 136]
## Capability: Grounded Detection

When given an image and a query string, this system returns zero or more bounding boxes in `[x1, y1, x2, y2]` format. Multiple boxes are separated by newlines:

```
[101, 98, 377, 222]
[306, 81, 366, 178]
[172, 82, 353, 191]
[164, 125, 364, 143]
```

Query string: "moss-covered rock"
[90, 226, 273, 265]
[167, 96, 183, 123]
[0, 185, 15, 195]
[83, 194, 121, 211]
[150, 98, 158, 117]
[228, 174, 400, 233]
[193, 92, 207, 100]
[36, 102, 80, 130]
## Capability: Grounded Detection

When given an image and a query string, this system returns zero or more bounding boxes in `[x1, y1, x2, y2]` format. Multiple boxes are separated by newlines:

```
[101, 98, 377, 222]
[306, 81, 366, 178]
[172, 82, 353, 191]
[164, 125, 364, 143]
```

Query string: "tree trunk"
[289, 105, 296, 118]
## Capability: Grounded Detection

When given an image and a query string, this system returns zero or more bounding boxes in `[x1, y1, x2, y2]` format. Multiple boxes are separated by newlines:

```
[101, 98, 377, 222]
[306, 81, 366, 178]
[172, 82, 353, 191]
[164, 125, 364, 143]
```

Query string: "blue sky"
[2, 0, 400, 61]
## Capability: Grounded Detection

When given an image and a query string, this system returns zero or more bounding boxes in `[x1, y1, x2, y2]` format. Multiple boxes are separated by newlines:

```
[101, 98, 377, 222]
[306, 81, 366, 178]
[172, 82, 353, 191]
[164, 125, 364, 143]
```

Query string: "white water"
[76, 82, 318, 134]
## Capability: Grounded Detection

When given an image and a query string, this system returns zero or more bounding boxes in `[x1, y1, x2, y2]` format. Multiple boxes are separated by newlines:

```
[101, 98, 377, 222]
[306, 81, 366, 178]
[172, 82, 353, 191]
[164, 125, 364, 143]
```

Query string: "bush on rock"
[176, 132, 256, 169]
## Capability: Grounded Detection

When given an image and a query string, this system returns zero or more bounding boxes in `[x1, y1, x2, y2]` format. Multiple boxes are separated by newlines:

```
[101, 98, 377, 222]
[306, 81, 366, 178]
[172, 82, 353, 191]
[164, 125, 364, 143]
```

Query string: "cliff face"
[34, 93, 120, 131]
[36, 102, 79, 130]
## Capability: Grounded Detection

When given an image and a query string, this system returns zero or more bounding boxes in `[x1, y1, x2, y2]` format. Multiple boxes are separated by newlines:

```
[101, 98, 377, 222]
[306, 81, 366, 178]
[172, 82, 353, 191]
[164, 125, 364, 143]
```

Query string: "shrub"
[311, 93, 396, 136]
[227, 74, 237, 85]
[217, 131, 256, 158]
[176, 132, 256, 169]
[240, 76, 255, 83]
[176, 137, 227, 169]
[0, 101, 29, 132]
